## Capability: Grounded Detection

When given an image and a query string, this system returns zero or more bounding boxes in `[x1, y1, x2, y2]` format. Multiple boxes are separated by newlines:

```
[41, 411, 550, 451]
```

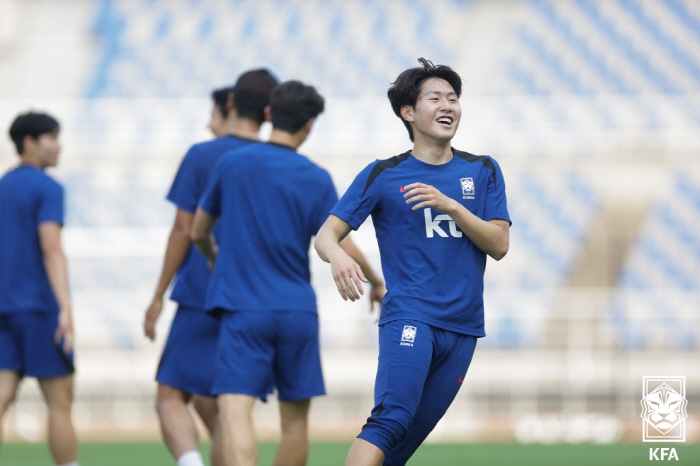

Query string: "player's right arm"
[39, 221, 73, 353]
[315, 215, 368, 302]
[144, 208, 193, 341]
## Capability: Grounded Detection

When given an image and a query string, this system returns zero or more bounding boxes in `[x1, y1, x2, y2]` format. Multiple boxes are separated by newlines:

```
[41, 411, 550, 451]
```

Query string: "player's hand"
[329, 249, 367, 302]
[369, 283, 386, 323]
[144, 296, 163, 341]
[55, 307, 74, 354]
[403, 182, 458, 213]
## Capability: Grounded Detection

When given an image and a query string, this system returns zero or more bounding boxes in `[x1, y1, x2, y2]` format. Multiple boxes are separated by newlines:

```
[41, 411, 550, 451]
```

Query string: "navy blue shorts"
[211, 310, 325, 402]
[0, 312, 74, 378]
[358, 320, 477, 466]
[156, 305, 219, 397]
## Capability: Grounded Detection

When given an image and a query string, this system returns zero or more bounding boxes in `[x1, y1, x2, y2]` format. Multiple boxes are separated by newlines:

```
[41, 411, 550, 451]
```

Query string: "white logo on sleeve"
[424, 209, 463, 238]
[400, 325, 417, 346]
[461, 177, 475, 199]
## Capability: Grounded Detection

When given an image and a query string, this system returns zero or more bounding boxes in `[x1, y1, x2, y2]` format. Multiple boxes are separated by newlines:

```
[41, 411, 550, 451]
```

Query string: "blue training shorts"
[211, 310, 325, 402]
[0, 312, 75, 378]
[156, 305, 219, 397]
[358, 320, 477, 466]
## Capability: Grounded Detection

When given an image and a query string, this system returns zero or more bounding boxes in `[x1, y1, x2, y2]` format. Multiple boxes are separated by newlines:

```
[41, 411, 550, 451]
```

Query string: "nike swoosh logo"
[400, 186, 406, 192]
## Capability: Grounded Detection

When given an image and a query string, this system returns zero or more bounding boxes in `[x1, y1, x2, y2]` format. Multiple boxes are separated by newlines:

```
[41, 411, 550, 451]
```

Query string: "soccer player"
[314, 58, 511, 466]
[0, 112, 78, 466]
[191, 80, 385, 466]
[143, 69, 278, 466]
[208, 86, 233, 137]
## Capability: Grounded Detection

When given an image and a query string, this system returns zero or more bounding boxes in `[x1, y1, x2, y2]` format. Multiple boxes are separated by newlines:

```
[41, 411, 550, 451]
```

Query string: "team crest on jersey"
[461, 177, 475, 199]
[400, 325, 417, 346]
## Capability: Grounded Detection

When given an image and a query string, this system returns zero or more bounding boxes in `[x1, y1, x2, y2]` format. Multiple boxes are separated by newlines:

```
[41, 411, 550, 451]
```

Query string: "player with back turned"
[208, 85, 233, 137]
[143, 69, 278, 466]
[191, 80, 385, 466]
[314, 58, 511, 466]
[0, 112, 79, 466]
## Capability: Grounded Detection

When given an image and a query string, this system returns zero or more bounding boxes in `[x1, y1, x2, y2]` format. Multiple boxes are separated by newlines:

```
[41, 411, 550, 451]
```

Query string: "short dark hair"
[211, 86, 233, 118]
[232, 69, 279, 124]
[387, 58, 462, 141]
[269, 80, 324, 134]
[8, 111, 60, 154]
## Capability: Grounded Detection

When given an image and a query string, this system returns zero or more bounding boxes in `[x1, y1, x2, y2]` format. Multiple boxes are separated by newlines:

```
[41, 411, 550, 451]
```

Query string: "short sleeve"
[198, 157, 224, 217]
[167, 146, 202, 213]
[330, 161, 381, 230]
[484, 157, 511, 225]
[37, 180, 64, 226]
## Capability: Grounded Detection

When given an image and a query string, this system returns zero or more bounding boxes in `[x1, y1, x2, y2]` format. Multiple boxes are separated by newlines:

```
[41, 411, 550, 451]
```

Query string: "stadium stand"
[607, 171, 700, 350]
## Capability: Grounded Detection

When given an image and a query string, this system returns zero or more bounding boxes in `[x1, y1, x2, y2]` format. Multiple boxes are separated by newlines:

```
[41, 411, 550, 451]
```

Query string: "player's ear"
[264, 106, 272, 123]
[400, 104, 414, 123]
[226, 92, 235, 113]
[22, 134, 36, 155]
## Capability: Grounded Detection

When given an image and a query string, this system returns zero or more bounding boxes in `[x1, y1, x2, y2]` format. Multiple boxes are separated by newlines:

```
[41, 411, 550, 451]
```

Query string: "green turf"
[1, 441, 699, 465]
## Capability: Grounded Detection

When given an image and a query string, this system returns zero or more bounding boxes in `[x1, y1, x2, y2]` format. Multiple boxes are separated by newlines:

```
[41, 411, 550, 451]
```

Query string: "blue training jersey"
[199, 142, 338, 314]
[331, 149, 511, 336]
[0, 165, 64, 313]
[167, 135, 257, 309]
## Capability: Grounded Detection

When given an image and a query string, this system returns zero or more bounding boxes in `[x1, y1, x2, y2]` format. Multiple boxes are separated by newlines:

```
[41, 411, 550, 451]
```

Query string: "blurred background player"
[208, 86, 233, 137]
[0, 112, 78, 466]
[191, 80, 385, 466]
[314, 58, 511, 466]
[143, 69, 279, 466]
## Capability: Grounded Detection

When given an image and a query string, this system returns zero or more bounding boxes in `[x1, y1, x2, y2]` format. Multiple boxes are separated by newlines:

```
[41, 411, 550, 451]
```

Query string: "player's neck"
[226, 117, 261, 141]
[410, 139, 453, 165]
[18, 154, 48, 170]
[268, 128, 306, 150]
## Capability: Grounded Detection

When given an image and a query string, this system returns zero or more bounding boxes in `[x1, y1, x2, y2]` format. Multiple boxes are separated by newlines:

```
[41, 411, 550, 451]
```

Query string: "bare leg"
[217, 394, 257, 466]
[0, 371, 21, 452]
[345, 438, 385, 466]
[192, 394, 222, 466]
[210, 416, 224, 466]
[192, 394, 217, 436]
[156, 383, 199, 460]
[38, 375, 77, 465]
[272, 399, 310, 466]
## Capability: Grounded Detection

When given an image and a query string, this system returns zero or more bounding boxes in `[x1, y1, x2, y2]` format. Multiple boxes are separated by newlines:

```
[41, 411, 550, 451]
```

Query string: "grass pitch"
[2, 441, 699, 465]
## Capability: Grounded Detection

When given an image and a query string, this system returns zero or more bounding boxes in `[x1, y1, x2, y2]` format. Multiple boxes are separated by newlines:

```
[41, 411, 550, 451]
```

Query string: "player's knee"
[155, 384, 188, 414]
[358, 407, 414, 455]
[155, 394, 179, 418]
[0, 390, 17, 412]
[46, 390, 74, 415]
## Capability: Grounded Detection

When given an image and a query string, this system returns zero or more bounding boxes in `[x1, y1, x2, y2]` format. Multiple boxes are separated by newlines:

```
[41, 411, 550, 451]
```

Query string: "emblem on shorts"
[461, 177, 474, 199]
[400, 325, 417, 347]
[641, 376, 687, 442]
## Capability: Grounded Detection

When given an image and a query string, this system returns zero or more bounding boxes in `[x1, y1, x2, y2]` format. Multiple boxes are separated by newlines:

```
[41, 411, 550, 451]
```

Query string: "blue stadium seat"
[608, 171, 700, 350]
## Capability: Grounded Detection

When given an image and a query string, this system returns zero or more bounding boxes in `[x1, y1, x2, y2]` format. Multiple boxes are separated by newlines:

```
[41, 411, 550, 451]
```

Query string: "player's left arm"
[191, 207, 218, 266]
[403, 182, 509, 260]
[38, 221, 74, 353]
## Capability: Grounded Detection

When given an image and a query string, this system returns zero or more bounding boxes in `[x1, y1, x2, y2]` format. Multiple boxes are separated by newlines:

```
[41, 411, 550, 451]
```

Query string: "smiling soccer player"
[315, 58, 511, 466]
